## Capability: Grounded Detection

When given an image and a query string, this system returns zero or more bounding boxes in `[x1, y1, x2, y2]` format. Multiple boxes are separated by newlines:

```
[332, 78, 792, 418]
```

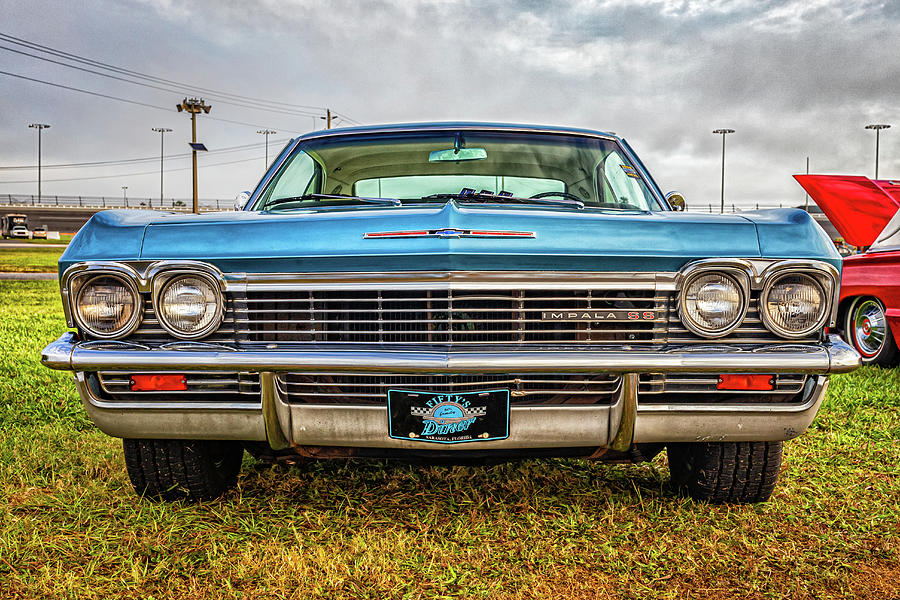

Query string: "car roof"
[298, 122, 619, 142]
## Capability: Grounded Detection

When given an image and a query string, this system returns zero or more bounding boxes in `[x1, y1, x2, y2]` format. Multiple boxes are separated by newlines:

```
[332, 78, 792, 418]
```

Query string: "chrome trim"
[261, 372, 290, 450]
[759, 269, 831, 339]
[609, 373, 637, 451]
[74, 372, 266, 440]
[678, 268, 750, 338]
[152, 269, 225, 340]
[633, 376, 829, 443]
[297, 124, 619, 144]
[42, 332, 860, 374]
[70, 272, 143, 340]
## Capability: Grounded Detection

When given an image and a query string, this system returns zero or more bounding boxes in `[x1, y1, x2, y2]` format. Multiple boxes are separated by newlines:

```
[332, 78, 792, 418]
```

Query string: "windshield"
[252, 130, 663, 211]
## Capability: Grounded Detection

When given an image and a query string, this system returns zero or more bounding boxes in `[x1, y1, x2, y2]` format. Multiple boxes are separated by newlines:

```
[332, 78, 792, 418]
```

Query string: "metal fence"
[0, 194, 232, 211]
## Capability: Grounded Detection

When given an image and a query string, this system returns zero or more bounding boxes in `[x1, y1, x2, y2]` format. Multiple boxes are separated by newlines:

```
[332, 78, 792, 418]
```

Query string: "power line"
[0, 32, 354, 118]
[0, 43, 327, 119]
[0, 139, 289, 171]
[0, 155, 268, 185]
[0, 69, 305, 133]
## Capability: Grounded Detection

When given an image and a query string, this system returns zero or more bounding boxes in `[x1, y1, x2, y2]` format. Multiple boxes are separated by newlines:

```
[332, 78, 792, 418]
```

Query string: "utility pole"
[257, 129, 276, 167]
[713, 129, 735, 214]
[28, 123, 50, 204]
[176, 98, 211, 214]
[327, 108, 332, 129]
[865, 124, 891, 179]
[151, 127, 172, 208]
[122, 186, 128, 204]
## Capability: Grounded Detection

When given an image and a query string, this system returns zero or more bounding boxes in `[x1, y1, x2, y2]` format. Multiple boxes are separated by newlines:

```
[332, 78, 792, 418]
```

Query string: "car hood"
[61, 202, 840, 274]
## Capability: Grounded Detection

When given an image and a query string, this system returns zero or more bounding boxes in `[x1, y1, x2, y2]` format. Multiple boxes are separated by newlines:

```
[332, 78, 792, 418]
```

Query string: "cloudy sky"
[1, 0, 897, 210]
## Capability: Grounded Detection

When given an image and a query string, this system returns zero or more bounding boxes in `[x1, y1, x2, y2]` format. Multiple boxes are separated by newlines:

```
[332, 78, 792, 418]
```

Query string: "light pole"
[865, 124, 891, 179]
[28, 123, 50, 204]
[257, 129, 276, 167]
[151, 127, 172, 208]
[122, 186, 128, 205]
[176, 98, 212, 214]
[713, 128, 735, 213]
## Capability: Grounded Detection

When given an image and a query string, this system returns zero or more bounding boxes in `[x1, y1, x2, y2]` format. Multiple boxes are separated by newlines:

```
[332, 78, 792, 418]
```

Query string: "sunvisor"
[794, 174, 900, 246]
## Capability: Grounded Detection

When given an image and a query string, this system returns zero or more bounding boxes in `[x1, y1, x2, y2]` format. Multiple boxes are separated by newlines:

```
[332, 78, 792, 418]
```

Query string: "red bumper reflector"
[717, 374, 775, 391]
[130, 374, 187, 391]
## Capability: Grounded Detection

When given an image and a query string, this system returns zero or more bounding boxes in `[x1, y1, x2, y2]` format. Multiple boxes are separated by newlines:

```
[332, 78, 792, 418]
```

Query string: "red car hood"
[794, 174, 900, 246]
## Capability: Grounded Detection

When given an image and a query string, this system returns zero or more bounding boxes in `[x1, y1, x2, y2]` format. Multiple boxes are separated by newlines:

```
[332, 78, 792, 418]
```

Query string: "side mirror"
[233, 191, 251, 211]
[665, 191, 686, 212]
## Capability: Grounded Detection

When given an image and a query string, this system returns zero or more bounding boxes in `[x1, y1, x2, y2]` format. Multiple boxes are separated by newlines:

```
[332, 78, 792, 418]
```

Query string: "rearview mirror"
[428, 148, 487, 162]
[233, 191, 251, 211]
[665, 191, 686, 212]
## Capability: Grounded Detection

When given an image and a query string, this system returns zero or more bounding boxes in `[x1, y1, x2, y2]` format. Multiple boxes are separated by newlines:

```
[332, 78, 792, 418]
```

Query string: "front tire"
[667, 441, 782, 504]
[123, 439, 243, 501]
[845, 297, 899, 366]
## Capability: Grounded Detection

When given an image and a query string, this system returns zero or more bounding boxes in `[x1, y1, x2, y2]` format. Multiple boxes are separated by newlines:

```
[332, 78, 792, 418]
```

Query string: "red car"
[796, 174, 900, 365]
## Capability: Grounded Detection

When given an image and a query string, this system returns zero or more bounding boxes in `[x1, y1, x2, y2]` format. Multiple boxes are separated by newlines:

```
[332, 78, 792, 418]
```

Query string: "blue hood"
[61, 203, 841, 273]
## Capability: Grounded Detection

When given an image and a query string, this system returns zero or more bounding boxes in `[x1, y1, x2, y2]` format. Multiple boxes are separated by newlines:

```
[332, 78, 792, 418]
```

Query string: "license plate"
[387, 389, 510, 444]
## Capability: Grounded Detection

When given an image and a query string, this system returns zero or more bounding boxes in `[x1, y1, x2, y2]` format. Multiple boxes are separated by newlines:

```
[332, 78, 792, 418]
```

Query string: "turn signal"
[130, 374, 187, 391]
[716, 374, 774, 391]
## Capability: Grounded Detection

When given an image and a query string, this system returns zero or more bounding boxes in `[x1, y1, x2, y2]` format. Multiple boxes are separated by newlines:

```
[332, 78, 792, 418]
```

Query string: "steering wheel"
[529, 191, 585, 202]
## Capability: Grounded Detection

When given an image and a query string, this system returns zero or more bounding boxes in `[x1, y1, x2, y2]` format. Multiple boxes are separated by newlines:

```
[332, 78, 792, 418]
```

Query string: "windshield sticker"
[620, 164, 640, 178]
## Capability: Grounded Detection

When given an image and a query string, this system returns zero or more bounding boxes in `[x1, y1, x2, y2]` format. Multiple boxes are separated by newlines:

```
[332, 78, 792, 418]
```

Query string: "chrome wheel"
[846, 297, 898, 365]
[851, 299, 887, 358]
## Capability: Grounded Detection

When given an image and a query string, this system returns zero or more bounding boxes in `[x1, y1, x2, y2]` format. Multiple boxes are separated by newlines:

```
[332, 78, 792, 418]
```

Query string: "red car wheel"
[845, 297, 899, 366]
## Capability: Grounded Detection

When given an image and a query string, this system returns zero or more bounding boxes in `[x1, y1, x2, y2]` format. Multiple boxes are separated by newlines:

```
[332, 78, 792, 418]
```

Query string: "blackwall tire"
[667, 441, 782, 504]
[845, 297, 899, 366]
[123, 439, 243, 501]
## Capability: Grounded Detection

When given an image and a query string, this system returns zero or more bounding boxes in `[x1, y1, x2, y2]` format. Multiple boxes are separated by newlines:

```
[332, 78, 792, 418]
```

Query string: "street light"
[257, 129, 277, 167]
[122, 186, 128, 205]
[713, 128, 735, 213]
[28, 123, 50, 204]
[865, 124, 891, 179]
[151, 127, 173, 208]
[176, 97, 212, 214]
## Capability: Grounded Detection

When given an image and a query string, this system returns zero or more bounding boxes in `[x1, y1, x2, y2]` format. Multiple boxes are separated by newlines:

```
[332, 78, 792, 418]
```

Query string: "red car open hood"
[794, 174, 900, 246]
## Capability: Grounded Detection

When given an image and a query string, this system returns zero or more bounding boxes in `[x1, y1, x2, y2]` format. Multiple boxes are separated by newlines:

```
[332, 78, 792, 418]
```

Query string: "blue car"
[41, 123, 859, 503]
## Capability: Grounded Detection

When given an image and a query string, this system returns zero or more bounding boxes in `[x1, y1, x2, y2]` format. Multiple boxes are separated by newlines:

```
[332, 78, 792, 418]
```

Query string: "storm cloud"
[1, 0, 897, 209]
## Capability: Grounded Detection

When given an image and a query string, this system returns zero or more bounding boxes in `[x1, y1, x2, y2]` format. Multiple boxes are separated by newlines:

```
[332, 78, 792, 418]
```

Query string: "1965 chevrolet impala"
[41, 123, 860, 503]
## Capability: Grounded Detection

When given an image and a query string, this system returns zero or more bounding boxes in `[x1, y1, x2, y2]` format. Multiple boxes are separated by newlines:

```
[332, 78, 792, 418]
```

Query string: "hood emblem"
[364, 229, 535, 239]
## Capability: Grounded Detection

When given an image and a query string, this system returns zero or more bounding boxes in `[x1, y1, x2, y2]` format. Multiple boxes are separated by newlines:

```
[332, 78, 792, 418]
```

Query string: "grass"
[1, 280, 898, 599]
[0, 247, 64, 273]
[4, 233, 73, 245]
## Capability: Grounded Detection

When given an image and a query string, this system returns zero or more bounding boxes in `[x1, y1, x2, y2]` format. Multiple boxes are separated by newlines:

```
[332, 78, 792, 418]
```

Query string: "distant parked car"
[10, 225, 29, 239]
[796, 174, 900, 365]
[32, 225, 48, 239]
[42, 123, 860, 504]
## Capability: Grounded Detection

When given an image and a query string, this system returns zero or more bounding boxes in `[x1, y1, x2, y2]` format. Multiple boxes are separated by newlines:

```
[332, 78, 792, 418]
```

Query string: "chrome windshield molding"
[297, 124, 619, 144]
[41, 333, 860, 374]
[247, 136, 303, 211]
[228, 270, 672, 293]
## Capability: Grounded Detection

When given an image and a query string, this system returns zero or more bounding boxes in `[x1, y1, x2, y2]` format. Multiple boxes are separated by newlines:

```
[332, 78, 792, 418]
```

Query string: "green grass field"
[0, 247, 64, 273]
[1, 280, 897, 599]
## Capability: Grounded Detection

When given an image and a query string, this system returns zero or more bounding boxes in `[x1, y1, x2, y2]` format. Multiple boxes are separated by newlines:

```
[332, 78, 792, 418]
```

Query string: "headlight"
[761, 272, 827, 338]
[679, 271, 747, 337]
[73, 274, 141, 338]
[155, 273, 223, 339]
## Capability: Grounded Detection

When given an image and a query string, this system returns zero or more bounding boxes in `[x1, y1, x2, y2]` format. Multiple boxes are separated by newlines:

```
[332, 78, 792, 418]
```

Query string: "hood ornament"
[364, 228, 535, 239]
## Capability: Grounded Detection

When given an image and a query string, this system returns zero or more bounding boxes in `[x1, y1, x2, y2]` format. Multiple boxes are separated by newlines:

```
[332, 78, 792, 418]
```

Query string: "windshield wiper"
[264, 193, 402, 209]
[421, 190, 584, 209]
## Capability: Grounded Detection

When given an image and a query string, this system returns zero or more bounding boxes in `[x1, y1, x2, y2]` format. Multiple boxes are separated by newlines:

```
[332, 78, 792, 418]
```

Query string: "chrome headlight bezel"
[152, 270, 224, 340]
[70, 272, 142, 339]
[759, 270, 829, 339]
[678, 269, 749, 338]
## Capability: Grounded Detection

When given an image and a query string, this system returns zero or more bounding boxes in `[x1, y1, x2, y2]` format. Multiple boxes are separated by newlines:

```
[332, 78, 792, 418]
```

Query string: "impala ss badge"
[541, 310, 657, 321]
[364, 229, 535, 239]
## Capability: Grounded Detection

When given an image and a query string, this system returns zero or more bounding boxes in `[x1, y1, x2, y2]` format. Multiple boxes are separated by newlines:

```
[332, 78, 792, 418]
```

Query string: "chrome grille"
[275, 372, 622, 405]
[129, 296, 238, 344]
[235, 288, 667, 345]
[97, 371, 260, 401]
[638, 372, 808, 403]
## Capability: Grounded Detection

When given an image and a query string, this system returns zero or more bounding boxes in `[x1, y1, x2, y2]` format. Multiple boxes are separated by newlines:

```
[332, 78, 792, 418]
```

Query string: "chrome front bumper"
[44, 333, 858, 450]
